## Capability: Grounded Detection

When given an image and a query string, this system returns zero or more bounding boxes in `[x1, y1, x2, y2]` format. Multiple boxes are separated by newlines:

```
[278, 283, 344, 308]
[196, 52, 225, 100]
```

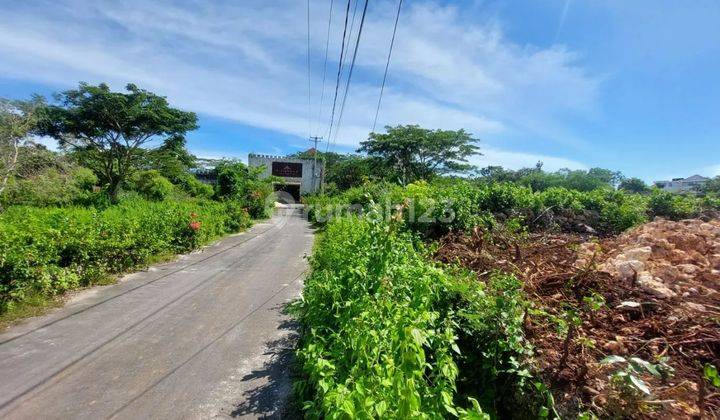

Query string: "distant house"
[654, 175, 709, 193]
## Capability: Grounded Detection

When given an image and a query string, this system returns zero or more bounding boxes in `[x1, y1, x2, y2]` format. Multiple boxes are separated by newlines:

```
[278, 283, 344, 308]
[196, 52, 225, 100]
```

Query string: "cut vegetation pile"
[435, 218, 720, 418]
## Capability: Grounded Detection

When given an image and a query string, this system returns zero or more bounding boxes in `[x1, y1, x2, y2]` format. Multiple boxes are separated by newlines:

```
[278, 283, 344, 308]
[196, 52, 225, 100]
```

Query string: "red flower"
[189, 221, 201, 231]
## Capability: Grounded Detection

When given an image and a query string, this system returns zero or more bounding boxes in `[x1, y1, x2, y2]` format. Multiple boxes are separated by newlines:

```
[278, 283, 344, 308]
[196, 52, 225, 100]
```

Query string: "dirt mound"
[583, 218, 720, 299]
[435, 219, 720, 418]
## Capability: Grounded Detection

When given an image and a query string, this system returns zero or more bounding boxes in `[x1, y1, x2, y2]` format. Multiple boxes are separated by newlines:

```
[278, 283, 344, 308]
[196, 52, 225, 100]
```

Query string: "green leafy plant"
[704, 363, 720, 388]
[0, 197, 249, 314]
[131, 170, 174, 201]
[296, 209, 489, 418]
[601, 354, 674, 416]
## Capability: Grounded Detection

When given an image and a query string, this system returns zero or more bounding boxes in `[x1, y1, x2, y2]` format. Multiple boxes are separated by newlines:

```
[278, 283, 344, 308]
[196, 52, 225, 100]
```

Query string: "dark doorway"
[274, 184, 300, 203]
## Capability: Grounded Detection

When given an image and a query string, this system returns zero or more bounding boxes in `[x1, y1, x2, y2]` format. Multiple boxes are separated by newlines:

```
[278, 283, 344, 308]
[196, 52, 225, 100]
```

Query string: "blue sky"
[1, 0, 718, 182]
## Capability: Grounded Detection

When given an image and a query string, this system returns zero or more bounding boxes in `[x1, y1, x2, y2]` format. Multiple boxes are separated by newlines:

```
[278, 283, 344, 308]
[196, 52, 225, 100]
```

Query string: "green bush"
[0, 197, 245, 313]
[176, 173, 214, 198]
[306, 180, 656, 235]
[647, 190, 699, 220]
[297, 209, 542, 417]
[223, 200, 252, 232]
[131, 170, 174, 201]
[297, 213, 488, 418]
[214, 161, 275, 218]
[0, 167, 99, 207]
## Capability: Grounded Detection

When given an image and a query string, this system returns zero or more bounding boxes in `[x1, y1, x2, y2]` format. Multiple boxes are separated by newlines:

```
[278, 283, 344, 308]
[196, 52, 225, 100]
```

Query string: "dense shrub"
[647, 190, 699, 220]
[223, 200, 252, 232]
[306, 180, 658, 235]
[297, 210, 541, 417]
[0, 197, 246, 313]
[131, 170, 174, 201]
[214, 161, 275, 218]
[297, 213, 489, 418]
[297, 180, 720, 418]
[0, 166, 99, 207]
[176, 173, 214, 198]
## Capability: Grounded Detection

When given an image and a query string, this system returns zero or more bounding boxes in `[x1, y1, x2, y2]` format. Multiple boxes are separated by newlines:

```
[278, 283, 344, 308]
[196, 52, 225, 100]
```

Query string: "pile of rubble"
[435, 218, 720, 418]
[580, 218, 720, 300]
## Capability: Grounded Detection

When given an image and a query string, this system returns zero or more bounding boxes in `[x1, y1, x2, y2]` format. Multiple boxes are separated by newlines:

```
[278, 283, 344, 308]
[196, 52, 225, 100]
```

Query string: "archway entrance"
[274, 184, 300, 203]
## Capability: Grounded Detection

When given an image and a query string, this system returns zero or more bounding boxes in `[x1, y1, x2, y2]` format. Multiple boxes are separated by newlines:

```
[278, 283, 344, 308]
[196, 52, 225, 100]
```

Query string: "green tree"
[588, 167, 624, 187]
[702, 176, 720, 195]
[35, 83, 198, 201]
[0, 97, 45, 197]
[214, 160, 275, 218]
[327, 155, 379, 190]
[619, 177, 649, 194]
[288, 150, 384, 191]
[145, 135, 197, 182]
[358, 125, 480, 184]
[131, 170, 174, 201]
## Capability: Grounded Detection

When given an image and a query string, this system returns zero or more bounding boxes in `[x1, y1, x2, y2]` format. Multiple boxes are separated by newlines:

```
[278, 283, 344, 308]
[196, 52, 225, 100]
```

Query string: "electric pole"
[309, 136, 323, 193]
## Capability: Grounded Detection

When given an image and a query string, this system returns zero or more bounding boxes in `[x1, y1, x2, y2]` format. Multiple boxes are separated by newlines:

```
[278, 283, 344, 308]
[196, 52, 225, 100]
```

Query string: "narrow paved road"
[0, 207, 313, 419]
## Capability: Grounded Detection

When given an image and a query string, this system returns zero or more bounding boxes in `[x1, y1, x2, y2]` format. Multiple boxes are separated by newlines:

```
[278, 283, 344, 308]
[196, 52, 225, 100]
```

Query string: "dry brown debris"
[435, 218, 720, 418]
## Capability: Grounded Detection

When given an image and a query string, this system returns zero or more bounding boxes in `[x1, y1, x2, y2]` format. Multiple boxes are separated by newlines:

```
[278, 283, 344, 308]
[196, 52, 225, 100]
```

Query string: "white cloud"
[703, 164, 720, 177]
[191, 149, 248, 162]
[470, 147, 587, 172]
[0, 0, 600, 161]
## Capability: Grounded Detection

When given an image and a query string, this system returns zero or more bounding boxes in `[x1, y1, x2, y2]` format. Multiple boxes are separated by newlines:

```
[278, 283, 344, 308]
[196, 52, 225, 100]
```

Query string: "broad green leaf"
[629, 374, 651, 395]
[600, 355, 626, 364]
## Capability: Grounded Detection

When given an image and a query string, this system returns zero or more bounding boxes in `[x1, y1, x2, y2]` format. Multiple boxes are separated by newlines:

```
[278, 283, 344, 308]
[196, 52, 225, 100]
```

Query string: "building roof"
[654, 174, 709, 184]
[683, 174, 709, 182]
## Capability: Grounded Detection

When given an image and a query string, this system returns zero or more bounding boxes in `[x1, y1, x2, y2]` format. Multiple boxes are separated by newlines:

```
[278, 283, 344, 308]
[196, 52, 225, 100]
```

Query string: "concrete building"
[248, 153, 324, 201]
[654, 175, 709, 193]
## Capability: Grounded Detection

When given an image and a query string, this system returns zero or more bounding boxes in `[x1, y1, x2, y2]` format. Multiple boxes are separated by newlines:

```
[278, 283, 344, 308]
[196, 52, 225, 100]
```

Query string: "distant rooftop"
[656, 174, 709, 184]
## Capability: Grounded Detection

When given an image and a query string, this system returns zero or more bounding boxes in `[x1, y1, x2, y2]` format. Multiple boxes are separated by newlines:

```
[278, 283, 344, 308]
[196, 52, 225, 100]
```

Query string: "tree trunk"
[108, 177, 122, 203]
[0, 139, 19, 198]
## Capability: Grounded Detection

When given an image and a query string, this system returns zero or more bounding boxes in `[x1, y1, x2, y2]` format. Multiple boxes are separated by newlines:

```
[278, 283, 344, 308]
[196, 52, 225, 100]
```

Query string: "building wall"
[655, 179, 707, 193]
[248, 154, 324, 194]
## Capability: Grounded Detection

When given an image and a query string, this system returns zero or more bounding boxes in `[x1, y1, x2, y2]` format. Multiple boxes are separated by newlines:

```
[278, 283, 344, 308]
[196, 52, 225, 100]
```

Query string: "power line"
[306, 0, 312, 138]
[328, 0, 359, 146]
[325, 0, 352, 152]
[346, 0, 361, 52]
[330, 0, 369, 152]
[372, 0, 403, 133]
[314, 0, 334, 138]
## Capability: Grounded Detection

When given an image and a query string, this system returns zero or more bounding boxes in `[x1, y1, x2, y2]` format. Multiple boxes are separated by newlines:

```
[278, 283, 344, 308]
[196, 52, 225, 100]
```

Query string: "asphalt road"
[0, 207, 313, 419]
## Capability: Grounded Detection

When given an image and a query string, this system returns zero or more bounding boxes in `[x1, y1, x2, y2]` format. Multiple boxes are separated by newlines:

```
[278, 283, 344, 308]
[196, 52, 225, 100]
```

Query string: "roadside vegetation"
[0, 83, 275, 320]
[295, 127, 720, 418]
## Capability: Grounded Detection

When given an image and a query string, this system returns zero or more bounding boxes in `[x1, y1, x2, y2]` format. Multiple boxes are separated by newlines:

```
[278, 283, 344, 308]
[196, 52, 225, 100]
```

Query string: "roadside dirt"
[435, 218, 720, 418]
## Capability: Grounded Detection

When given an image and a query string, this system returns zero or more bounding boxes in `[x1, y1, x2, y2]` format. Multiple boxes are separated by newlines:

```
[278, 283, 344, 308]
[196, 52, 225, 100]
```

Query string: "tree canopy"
[1, 97, 45, 196]
[358, 125, 480, 184]
[619, 177, 650, 194]
[477, 163, 626, 192]
[35, 82, 198, 200]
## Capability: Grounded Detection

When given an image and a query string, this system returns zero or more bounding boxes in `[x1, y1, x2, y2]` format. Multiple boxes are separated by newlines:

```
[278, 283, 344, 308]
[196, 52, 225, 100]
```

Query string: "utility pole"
[309, 136, 323, 193]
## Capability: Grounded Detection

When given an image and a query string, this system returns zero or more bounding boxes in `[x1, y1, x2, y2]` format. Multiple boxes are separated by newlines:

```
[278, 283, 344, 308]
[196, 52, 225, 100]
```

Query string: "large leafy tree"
[36, 83, 198, 201]
[358, 125, 480, 184]
[288, 150, 381, 190]
[619, 177, 650, 194]
[0, 97, 44, 196]
[144, 135, 197, 182]
[702, 176, 720, 195]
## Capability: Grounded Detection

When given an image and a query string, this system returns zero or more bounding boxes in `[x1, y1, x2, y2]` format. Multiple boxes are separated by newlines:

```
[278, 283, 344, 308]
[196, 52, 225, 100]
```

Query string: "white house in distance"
[248, 153, 324, 201]
[654, 175, 709, 193]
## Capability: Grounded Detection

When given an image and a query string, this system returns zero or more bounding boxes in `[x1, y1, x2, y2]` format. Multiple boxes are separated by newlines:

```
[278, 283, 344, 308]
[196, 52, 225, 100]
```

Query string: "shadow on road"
[230, 305, 301, 419]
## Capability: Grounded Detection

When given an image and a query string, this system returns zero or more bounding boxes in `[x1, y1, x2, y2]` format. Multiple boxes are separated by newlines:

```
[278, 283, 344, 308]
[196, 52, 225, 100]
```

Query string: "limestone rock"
[637, 272, 676, 298]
